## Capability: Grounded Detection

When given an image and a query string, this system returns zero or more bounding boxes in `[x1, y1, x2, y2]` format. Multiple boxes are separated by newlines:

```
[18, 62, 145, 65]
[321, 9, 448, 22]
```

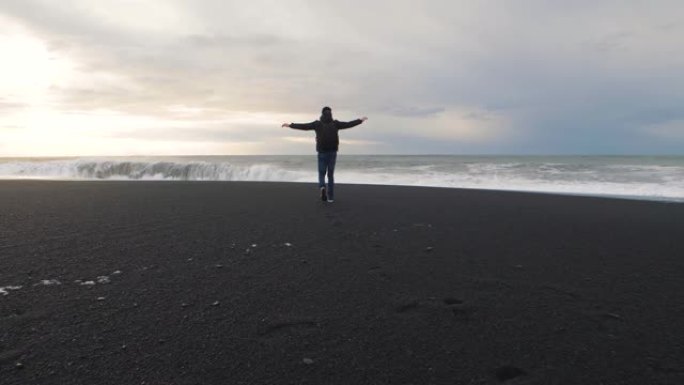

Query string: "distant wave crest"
[0, 159, 311, 182]
[0, 157, 683, 202]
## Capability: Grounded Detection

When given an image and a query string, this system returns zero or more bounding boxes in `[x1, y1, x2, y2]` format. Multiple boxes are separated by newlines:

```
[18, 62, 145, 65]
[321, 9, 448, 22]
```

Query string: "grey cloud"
[380, 106, 445, 118]
[185, 33, 289, 48]
[582, 31, 634, 53]
[100, 125, 270, 143]
[1, 1, 683, 154]
[0, 99, 27, 111]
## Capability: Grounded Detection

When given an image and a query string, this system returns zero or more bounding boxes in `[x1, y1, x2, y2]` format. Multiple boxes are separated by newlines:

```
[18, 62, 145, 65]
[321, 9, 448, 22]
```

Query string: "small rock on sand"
[302, 358, 314, 365]
[97, 276, 110, 284]
[604, 312, 622, 320]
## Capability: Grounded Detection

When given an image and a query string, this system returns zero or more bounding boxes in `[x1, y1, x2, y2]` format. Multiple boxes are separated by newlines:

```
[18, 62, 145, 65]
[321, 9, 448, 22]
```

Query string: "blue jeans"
[317, 151, 337, 199]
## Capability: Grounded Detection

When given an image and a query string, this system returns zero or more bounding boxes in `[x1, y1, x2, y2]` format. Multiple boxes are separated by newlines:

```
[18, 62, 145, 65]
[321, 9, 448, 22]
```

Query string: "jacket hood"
[320, 106, 333, 123]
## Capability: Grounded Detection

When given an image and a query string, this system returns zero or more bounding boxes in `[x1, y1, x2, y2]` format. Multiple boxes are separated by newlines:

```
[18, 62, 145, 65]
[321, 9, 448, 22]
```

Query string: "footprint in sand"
[443, 297, 464, 306]
[395, 301, 421, 313]
[394, 297, 471, 320]
[258, 320, 319, 337]
[495, 366, 527, 382]
[367, 267, 391, 281]
[440, 297, 472, 320]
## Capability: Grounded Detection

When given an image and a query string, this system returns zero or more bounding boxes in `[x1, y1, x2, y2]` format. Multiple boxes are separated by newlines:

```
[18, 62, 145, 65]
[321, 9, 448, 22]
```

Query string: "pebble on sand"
[97, 276, 111, 284]
[604, 312, 622, 320]
[302, 358, 314, 365]
[212, 301, 220, 307]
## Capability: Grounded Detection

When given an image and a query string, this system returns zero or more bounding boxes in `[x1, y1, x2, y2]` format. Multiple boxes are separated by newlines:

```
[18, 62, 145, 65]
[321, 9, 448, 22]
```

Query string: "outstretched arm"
[337, 116, 368, 129]
[282, 121, 317, 130]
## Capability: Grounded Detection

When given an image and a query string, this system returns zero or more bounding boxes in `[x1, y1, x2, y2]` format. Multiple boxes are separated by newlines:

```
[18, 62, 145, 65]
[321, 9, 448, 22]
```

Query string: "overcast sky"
[0, 0, 682, 156]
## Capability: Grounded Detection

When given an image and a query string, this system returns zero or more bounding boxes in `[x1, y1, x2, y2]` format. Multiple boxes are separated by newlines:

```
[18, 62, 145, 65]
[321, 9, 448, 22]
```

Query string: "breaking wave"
[0, 156, 683, 202]
[0, 158, 313, 182]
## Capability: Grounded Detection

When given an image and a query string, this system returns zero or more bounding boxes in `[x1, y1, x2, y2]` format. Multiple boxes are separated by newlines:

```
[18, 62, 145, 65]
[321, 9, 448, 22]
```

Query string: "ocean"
[0, 155, 682, 202]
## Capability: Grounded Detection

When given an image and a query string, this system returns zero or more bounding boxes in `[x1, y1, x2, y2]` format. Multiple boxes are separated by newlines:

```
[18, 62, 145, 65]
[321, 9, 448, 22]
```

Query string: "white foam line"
[75, 271, 121, 286]
[0, 285, 23, 296]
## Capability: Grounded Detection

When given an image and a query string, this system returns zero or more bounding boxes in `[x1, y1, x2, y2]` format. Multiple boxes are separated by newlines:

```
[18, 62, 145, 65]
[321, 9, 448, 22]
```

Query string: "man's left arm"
[337, 117, 368, 129]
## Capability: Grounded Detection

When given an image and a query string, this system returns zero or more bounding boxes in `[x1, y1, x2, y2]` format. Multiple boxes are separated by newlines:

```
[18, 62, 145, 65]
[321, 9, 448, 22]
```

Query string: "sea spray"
[0, 155, 682, 202]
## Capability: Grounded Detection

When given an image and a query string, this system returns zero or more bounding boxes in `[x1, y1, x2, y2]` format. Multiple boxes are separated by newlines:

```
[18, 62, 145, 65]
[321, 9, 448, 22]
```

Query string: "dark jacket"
[290, 119, 362, 152]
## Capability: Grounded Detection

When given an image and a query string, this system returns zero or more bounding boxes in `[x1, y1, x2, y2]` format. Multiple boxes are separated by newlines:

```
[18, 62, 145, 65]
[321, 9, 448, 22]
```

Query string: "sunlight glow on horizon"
[0, 33, 75, 104]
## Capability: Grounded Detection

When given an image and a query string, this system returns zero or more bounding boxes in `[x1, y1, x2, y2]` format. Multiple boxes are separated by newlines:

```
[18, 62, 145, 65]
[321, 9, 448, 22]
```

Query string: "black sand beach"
[1, 181, 683, 385]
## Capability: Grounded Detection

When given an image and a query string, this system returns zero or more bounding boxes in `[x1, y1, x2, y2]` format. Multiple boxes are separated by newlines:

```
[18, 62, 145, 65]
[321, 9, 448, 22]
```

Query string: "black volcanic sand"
[1, 181, 683, 385]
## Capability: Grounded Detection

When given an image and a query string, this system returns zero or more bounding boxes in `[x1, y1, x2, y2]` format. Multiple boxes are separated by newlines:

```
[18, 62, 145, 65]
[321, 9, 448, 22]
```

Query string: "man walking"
[282, 107, 368, 202]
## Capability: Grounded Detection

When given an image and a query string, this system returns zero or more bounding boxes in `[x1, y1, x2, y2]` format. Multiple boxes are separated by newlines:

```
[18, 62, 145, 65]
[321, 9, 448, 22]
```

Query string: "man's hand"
[281, 123, 291, 128]
[361, 117, 368, 122]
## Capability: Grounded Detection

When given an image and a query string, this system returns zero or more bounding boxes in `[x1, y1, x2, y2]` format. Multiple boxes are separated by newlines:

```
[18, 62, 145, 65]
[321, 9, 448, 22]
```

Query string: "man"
[282, 107, 368, 203]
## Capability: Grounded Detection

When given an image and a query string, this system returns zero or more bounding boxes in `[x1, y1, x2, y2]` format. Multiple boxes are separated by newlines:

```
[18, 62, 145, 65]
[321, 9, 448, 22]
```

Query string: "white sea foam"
[0, 158, 312, 182]
[0, 156, 682, 202]
[0, 285, 22, 295]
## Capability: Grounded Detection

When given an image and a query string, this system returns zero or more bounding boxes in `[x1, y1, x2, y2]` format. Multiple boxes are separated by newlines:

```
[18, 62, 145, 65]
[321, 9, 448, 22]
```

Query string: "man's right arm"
[282, 121, 317, 130]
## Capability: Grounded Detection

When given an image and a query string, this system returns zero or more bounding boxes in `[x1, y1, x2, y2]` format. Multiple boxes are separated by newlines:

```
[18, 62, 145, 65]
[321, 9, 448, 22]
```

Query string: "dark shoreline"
[3, 178, 684, 204]
[1, 181, 683, 384]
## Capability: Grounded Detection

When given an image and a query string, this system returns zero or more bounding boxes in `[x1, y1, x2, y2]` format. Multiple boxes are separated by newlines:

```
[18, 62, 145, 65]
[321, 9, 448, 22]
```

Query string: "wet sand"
[1, 181, 683, 384]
